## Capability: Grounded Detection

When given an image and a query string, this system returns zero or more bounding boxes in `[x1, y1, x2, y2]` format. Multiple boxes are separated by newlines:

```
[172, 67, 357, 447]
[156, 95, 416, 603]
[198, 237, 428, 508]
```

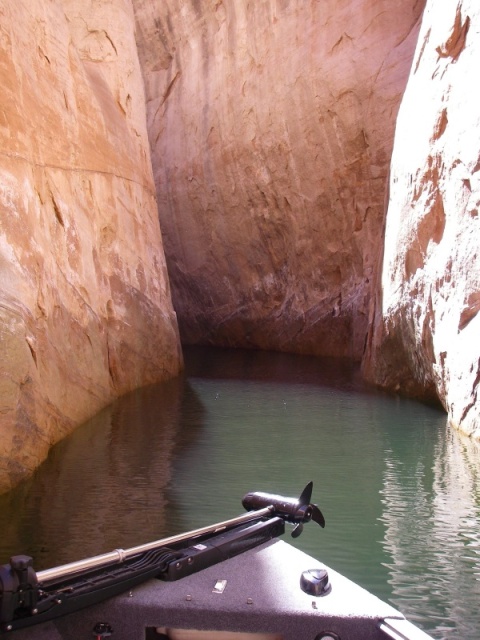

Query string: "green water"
[1, 347, 479, 639]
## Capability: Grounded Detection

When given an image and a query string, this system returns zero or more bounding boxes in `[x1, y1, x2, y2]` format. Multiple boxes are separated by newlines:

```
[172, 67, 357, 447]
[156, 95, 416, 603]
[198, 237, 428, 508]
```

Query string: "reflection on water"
[0, 377, 196, 568]
[380, 428, 480, 639]
[0, 346, 479, 639]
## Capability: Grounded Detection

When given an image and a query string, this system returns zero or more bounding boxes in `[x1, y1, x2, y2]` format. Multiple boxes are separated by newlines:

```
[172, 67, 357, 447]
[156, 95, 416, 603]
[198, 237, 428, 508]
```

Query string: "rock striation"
[363, 0, 480, 438]
[133, 0, 424, 358]
[0, 0, 182, 493]
[2, 0, 479, 496]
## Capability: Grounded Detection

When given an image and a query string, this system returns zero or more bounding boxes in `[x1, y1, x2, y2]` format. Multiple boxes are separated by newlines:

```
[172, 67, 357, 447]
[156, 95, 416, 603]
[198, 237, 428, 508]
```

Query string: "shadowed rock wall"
[363, 0, 480, 438]
[133, 0, 424, 357]
[0, 0, 182, 492]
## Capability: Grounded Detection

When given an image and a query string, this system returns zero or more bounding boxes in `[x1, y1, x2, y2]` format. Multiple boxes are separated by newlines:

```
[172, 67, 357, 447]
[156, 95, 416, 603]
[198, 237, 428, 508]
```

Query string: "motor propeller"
[242, 481, 325, 538]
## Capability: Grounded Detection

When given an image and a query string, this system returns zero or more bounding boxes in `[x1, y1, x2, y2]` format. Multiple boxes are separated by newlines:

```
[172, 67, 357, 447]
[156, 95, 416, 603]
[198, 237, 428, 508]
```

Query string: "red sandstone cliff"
[133, 0, 424, 358]
[0, 0, 182, 492]
[363, 0, 480, 439]
[135, 0, 479, 440]
[1, 0, 478, 493]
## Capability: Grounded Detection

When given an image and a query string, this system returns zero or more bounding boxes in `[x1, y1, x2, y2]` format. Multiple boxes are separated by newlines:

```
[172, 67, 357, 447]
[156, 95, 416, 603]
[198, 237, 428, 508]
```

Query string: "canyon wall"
[2, 0, 478, 495]
[363, 0, 480, 438]
[0, 0, 182, 493]
[134, 0, 424, 358]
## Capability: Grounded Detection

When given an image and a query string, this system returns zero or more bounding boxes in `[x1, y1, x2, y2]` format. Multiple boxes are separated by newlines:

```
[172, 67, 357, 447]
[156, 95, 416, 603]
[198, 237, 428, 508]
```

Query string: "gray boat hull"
[6, 540, 433, 640]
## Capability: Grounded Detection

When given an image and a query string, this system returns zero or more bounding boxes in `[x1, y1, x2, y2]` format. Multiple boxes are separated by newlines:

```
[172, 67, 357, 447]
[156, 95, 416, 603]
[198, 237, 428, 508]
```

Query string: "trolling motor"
[242, 481, 325, 537]
[0, 483, 324, 632]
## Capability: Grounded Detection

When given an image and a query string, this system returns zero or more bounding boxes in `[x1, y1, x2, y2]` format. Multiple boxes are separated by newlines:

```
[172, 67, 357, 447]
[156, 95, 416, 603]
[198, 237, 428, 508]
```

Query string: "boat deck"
[6, 540, 433, 640]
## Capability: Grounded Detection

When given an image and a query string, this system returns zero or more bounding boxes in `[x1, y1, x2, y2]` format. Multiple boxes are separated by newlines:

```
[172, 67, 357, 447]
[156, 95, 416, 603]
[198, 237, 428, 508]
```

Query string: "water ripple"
[379, 430, 480, 639]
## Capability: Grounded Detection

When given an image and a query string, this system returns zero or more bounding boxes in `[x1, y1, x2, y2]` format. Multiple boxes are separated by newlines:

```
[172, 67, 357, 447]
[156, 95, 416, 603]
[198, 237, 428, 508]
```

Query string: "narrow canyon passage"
[0, 347, 478, 639]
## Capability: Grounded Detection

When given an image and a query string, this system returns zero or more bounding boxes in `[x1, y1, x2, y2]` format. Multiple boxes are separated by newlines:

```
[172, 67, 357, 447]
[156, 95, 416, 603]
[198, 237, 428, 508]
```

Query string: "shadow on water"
[0, 346, 478, 639]
[183, 345, 369, 391]
[0, 374, 205, 569]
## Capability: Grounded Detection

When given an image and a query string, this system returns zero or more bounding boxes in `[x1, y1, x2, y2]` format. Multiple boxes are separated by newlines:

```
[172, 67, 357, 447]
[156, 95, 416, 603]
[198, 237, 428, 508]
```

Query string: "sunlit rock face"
[0, 0, 182, 492]
[133, 0, 423, 356]
[363, 0, 480, 438]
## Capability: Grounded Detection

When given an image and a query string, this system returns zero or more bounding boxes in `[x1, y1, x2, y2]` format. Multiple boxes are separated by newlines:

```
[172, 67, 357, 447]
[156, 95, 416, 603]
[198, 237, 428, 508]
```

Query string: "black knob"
[300, 568, 331, 596]
[10, 556, 33, 571]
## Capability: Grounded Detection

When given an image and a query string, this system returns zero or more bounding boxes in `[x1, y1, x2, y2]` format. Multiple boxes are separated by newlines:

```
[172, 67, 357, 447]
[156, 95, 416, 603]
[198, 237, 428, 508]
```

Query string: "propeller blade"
[242, 482, 325, 531]
[311, 505, 326, 529]
[298, 481, 313, 507]
[291, 523, 304, 538]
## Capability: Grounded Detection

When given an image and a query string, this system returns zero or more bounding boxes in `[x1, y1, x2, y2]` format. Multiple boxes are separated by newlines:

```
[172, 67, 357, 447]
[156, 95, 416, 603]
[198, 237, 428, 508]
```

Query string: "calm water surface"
[0, 347, 479, 639]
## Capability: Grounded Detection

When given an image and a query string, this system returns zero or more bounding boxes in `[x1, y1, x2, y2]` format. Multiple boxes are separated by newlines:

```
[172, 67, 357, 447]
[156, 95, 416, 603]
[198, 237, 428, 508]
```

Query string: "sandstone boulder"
[0, 0, 182, 493]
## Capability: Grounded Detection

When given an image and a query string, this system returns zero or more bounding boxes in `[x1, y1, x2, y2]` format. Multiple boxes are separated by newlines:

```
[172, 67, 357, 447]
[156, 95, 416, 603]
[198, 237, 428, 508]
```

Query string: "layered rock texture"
[0, 0, 182, 492]
[1, 0, 479, 493]
[363, 0, 480, 438]
[134, 0, 425, 358]
[136, 0, 480, 440]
